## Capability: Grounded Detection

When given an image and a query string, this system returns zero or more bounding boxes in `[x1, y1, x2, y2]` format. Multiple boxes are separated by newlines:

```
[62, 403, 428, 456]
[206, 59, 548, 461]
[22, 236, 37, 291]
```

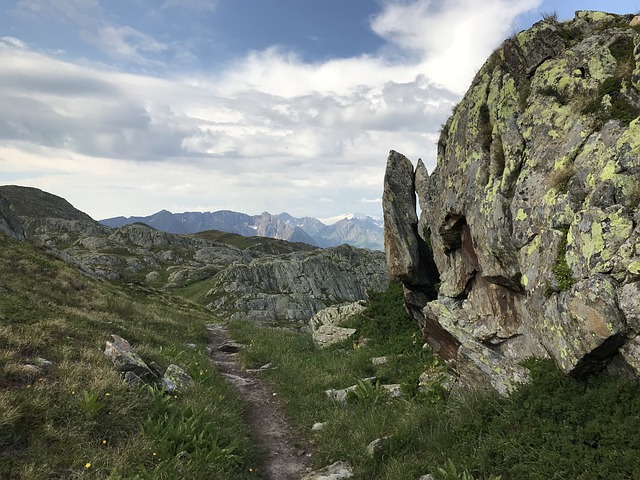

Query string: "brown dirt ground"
[207, 324, 312, 480]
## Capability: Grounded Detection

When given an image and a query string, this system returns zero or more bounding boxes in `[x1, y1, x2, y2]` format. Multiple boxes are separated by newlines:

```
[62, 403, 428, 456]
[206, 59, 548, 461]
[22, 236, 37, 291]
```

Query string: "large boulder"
[384, 11, 640, 393]
[309, 301, 365, 348]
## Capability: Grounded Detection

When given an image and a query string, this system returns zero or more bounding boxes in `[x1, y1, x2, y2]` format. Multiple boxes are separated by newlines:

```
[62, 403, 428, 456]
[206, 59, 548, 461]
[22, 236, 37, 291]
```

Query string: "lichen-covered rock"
[162, 364, 194, 393]
[309, 301, 366, 331]
[385, 11, 640, 392]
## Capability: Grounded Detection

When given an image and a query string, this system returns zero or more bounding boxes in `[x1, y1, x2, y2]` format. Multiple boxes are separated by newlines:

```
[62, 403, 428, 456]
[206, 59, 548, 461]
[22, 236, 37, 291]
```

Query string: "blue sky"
[1, 0, 639, 221]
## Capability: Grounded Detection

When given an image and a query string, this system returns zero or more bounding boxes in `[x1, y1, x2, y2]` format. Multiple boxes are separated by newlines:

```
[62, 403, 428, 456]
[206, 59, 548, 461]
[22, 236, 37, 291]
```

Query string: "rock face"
[384, 11, 640, 393]
[205, 245, 387, 323]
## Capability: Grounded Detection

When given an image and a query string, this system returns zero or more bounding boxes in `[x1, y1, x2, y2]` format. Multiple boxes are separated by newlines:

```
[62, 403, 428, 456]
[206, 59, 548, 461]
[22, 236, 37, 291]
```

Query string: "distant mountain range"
[100, 210, 384, 250]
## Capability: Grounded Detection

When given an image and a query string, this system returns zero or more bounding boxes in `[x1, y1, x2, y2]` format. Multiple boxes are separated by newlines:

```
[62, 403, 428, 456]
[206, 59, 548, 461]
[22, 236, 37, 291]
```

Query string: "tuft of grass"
[548, 163, 575, 194]
[551, 228, 576, 292]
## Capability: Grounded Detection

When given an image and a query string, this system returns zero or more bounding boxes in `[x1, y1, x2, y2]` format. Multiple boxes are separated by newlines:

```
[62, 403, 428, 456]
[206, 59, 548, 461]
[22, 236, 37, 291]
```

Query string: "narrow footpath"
[207, 324, 312, 480]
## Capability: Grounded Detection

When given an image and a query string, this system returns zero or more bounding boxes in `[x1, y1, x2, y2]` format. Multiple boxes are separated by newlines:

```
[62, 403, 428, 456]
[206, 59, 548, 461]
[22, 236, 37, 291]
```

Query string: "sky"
[1, 0, 639, 221]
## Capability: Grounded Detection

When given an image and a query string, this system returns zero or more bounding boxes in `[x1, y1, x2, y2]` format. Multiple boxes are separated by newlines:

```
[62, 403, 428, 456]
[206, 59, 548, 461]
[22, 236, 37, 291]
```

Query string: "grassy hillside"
[0, 234, 259, 479]
[229, 283, 640, 480]
[195, 229, 317, 254]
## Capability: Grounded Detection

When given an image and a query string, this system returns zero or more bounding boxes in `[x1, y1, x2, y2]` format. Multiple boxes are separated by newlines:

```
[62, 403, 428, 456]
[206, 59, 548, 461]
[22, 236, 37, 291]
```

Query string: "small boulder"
[301, 460, 353, 480]
[311, 422, 327, 432]
[381, 384, 402, 398]
[104, 335, 156, 383]
[162, 364, 195, 393]
[371, 356, 389, 366]
[366, 437, 389, 460]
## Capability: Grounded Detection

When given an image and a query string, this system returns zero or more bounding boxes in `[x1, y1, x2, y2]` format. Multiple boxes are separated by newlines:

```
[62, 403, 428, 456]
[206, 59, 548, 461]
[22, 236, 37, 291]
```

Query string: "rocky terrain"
[384, 11, 640, 394]
[101, 209, 385, 250]
[0, 185, 388, 324]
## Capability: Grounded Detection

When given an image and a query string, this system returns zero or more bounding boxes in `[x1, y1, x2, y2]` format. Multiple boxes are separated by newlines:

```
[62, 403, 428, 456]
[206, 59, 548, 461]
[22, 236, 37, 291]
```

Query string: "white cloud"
[1, 36, 28, 49]
[371, 0, 542, 92]
[90, 25, 167, 62]
[161, 0, 217, 11]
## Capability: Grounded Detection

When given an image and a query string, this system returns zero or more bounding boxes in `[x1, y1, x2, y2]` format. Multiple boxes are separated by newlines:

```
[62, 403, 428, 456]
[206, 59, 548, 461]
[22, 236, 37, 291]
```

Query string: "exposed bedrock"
[384, 11, 640, 394]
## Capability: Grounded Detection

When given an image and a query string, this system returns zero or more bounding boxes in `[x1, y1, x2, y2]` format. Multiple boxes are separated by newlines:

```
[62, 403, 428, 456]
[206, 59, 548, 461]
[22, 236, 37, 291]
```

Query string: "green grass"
[229, 283, 640, 480]
[0, 234, 259, 479]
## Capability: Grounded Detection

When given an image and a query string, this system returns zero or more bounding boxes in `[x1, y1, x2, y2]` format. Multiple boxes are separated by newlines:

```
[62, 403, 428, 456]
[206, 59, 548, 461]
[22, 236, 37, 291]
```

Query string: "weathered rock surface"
[1, 186, 389, 324]
[384, 11, 640, 393]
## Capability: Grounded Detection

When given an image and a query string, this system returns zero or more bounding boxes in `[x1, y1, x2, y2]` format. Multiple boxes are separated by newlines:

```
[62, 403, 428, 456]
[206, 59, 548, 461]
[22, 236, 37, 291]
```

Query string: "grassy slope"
[0, 234, 259, 479]
[229, 284, 640, 480]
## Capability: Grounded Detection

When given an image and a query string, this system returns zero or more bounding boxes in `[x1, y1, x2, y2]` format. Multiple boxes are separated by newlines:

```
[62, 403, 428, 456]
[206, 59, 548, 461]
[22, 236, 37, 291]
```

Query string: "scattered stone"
[301, 460, 353, 480]
[148, 361, 165, 379]
[313, 325, 357, 349]
[222, 373, 256, 387]
[218, 341, 245, 353]
[124, 370, 147, 388]
[259, 362, 272, 370]
[144, 271, 160, 284]
[325, 377, 377, 404]
[162, 364, 194, 393]
[366, 437, 389, 460]
[311, 422, 327, 432]
[371, 356, 389, 366]
[417, 475, 436, 480]
[185, 343, 197, 350]
[34, 357, 54, 367]
[381, 384, 402, 398]
[631, 15, 640, 26]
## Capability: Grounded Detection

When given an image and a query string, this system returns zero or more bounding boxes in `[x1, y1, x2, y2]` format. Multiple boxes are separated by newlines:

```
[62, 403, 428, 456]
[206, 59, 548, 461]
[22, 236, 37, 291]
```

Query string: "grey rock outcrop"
[0, 192, 25, 240]
[384, 11, 640, 393]
[1, 185, 389, 324]
[206, 245, 388, 323]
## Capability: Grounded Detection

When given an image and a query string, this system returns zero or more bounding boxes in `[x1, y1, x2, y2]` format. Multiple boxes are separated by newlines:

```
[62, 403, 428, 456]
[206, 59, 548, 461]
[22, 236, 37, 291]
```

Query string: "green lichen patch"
[580, 34, 640, 125]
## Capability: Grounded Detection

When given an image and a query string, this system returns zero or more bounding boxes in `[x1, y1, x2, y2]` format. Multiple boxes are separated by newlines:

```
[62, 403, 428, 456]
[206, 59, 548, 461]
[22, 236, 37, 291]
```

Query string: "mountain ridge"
[100, 209, 385, 250]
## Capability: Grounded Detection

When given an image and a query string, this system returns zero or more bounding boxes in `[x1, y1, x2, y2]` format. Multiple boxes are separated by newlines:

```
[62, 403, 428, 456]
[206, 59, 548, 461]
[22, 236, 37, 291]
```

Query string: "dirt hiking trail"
[207, 324, 312, 480]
